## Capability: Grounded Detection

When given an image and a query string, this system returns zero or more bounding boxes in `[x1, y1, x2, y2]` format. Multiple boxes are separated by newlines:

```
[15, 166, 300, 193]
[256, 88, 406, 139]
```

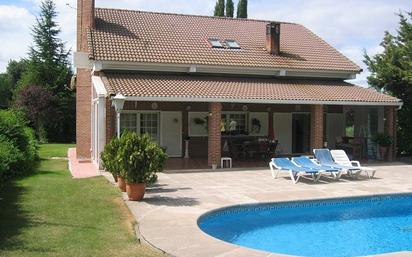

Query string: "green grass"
[0, 145, 163, 257]
[38, 143, 75, 158]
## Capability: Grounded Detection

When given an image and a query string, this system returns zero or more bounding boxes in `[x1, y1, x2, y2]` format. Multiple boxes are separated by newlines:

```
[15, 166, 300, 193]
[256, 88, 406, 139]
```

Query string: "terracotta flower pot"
[117, 176, 126, 192]
[126, 183, 146, 201]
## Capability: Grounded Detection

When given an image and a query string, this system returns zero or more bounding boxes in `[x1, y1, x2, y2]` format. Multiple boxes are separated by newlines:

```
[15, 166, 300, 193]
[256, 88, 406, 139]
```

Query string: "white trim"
[121, 96, 403, 107]
[94, 60, 360, 79]
[92, 76, 107, 97]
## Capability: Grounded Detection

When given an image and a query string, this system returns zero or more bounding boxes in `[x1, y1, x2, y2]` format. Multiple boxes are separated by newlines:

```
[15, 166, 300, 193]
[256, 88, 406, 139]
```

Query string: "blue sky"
[0, 0, 411, 86]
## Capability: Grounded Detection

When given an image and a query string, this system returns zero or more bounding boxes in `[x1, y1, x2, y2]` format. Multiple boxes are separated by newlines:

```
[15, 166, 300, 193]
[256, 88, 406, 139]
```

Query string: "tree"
[23, 0, 71, 94]
[7, 59, 28, 88]
[15, 85, 57, 141]
[0, 74, 12, 109]
[226, 0, 234, 17]
[16, 0, 75, 142]
[237, 0, 248, 18]
[214, 0, 225, 17]
[364, 11, 412, 155]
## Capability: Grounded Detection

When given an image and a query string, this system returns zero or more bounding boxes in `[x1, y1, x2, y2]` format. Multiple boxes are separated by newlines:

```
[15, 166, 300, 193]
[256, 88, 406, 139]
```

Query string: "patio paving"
[111, 163, 412, 257]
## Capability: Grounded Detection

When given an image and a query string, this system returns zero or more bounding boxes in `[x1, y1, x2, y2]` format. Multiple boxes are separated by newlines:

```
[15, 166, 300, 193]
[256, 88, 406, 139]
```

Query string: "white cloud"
[0, 5, 35, 71]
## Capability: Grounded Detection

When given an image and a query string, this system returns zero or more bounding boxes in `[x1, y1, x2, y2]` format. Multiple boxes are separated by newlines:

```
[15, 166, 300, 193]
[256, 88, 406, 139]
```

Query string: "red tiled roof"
[89, 8, 361, 72]
[102, 73, 400, 105]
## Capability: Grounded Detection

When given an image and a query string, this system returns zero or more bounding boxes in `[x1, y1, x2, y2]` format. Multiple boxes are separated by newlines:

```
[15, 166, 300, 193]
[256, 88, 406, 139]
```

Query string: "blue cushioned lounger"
[313, 149, 361, 177]
[269, 158, 322, 184]
[292, 156, 342, 180]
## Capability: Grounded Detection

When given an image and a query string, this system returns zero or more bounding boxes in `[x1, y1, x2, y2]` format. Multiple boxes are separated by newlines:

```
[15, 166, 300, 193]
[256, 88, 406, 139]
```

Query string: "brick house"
[75, 0, 402, 169]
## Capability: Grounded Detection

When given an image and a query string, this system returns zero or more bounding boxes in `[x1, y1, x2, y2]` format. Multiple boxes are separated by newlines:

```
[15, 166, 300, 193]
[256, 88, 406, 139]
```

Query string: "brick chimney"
[76, 0, 95, 160]
[77, 0, 95, 52]
[266, 22, 281, 55]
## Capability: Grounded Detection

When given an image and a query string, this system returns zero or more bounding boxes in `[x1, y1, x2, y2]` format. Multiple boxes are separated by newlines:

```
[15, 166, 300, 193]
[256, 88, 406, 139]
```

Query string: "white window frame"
[119, 110, 161, 142]
[222, 111, 248, 134]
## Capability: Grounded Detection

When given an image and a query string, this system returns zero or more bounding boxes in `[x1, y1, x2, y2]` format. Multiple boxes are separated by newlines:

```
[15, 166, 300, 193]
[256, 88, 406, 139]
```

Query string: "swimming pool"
[198, 193, 412, 257]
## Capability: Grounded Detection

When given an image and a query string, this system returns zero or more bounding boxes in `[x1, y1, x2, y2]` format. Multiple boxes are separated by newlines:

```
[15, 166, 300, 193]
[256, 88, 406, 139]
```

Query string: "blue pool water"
[198, 194, 412, 257]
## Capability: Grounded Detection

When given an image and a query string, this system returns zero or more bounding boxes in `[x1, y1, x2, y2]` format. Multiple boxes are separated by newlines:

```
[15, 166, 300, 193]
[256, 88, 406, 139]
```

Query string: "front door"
[161, 112, 182, 157]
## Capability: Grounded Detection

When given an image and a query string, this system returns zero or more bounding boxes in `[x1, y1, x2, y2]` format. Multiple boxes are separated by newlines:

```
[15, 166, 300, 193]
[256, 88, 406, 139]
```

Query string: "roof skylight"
[208, 38, 223, 48]
[225, 40, 240, 49]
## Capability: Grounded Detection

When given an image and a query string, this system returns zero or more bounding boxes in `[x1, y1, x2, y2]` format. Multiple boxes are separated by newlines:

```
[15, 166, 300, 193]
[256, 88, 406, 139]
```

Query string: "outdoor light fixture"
[112, 93, 126, 137]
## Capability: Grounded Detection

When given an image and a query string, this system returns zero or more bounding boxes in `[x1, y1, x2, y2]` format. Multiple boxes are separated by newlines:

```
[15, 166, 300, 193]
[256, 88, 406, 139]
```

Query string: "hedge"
[0, 110, 38, 186]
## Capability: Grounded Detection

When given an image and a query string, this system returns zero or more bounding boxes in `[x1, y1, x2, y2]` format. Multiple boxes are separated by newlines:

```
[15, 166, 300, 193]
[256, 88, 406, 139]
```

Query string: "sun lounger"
[269, 158, 322, 184]
[330, 149, 376, 178]
[292, 156, 342, 180]
[313, 149, 361, 177]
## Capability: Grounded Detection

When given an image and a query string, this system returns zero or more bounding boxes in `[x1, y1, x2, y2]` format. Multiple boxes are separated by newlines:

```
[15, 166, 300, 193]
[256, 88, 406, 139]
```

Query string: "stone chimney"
[77, 0, 95, 52]
[266, 22, 281, 55]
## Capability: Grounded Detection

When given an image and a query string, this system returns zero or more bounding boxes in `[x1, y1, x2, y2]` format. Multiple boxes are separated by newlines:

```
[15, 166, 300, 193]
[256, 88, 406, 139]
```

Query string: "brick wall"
[310, 104, 324, 151]
[75, 0, 94, 159]
[208, 103, 222, 167]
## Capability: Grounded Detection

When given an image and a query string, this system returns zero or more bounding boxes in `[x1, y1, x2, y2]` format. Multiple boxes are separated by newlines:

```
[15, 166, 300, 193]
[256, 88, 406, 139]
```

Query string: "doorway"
[292, 114, 310, 153]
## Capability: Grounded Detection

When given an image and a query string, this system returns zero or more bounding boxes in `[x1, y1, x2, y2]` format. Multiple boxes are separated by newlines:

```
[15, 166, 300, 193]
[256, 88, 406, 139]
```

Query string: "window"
[208, 38, 223, 48]
[120, 113, 137, 133]
[225, 39, 240, 49]
[140, 113, 159, 141]
[221, 112, 247, 134]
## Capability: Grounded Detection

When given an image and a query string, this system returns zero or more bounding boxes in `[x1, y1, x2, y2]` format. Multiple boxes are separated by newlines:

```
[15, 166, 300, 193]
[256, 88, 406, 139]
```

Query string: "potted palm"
[101, 137, 126, 192]
[118, 132, 168, 201]
[373, 133, 393, 160]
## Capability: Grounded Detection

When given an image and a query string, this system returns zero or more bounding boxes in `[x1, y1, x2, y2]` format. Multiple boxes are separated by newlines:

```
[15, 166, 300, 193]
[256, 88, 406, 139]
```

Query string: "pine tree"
[214, 0, 225, 17]
[17, 0, 75, 142]
[237, 0, 248, 18]
[26, 0, 71, 94]
[364, 11, 412, 155]
[226, 0, 234, 17]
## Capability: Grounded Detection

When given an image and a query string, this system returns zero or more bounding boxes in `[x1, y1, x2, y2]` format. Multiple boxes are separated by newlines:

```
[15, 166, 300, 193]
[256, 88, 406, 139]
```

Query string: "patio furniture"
[221, 157, 232, 168]
[269, 158, 322, 184]
[313, 149, 361, 177]
[292, 156, 342, 180]
[330, 150, 376, 178]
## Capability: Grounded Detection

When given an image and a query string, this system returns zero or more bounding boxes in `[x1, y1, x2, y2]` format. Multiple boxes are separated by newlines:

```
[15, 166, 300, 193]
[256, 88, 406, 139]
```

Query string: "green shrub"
[0, 109, 38, 185]
[118, 132, 168, 184]
[0, 136, 24, 184]
[101, 136, 122, 177]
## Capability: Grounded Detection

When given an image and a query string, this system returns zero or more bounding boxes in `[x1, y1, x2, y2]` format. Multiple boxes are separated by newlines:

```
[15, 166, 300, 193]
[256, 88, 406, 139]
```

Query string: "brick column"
[76, 68, 92, 159]
[310, 104, 324, 151]
[105, 98, 116, 144]
[208, 102, 222, 167]
[384, 106, 395, 161]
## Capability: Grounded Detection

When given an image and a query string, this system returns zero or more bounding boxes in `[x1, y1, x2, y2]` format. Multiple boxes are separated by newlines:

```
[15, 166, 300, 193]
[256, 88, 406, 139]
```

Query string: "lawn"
[38, 143, 75, 158]
[0, 144, 163, 257]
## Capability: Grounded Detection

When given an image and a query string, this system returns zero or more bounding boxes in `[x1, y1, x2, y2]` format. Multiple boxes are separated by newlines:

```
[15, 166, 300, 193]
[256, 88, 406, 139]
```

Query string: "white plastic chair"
[330, 150, 376, 178]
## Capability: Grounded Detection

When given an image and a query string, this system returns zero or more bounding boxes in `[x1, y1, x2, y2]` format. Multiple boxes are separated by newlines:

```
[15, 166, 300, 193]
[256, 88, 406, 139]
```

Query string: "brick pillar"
[76, 69, 92, 159]
[105, 98, 116, 144]
[384, 106, 395, 161]
[75, 0, 95, 159]
[208, 102, 222, 167]
[310, 104, 324, 151]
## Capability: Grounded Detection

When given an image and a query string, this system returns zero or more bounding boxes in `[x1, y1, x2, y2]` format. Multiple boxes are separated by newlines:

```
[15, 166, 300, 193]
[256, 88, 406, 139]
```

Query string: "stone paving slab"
[116, 164, 412, 257]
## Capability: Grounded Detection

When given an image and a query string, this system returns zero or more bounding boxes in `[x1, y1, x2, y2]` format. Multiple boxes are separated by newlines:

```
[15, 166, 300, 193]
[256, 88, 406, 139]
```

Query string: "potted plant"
[101, 137, 126, 192]
[118, 132, 168, 201]
[373, 133, 393, 160]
